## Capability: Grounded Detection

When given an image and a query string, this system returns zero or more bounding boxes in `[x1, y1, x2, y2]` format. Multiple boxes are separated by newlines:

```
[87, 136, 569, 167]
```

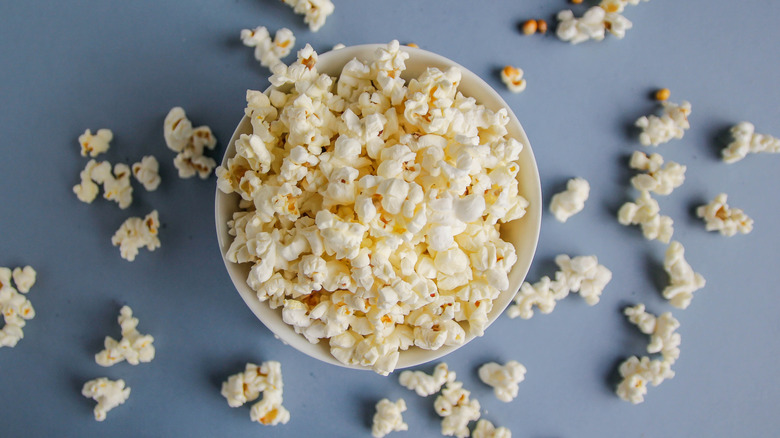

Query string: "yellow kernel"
[655, 88, 671, 101]
[571, 0, 583, 3]
[407, 43, 419, 48]
[537, 19, 548, 34]
[522, 19, 537, 35]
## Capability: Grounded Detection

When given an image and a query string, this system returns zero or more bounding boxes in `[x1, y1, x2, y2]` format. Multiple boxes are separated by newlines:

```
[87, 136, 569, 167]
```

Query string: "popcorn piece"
[79, 128, 113, 157]
[500, 66, 526, 93]
[164, 107, 217, 179]
[722, 122, 780, 163]
[95, 305, 155, 366]
[282, 0, 335, 32]
[81, 378, 131, 421]
[556, 7, 608, 44]
[222, 361, 290, 426]
[249, 390, 290, 426]
[73, 160, 103, 203]
[662, 241, 705, 309]
[549, 177, 589, 222]
[111, 210, 161, 262]
[434, 381, 481, 438]
[635, 101, 692, 146]
[629, 151, 686, 195]
[696, 193, 753, 237]
[132, 155, 161, 191]
[371, 398, 408, 438]
[398, 362, 456, 397]
[616, 355, 674, 404]
[617, 190, 673, 243]
[473, 419, 512, 438]
[240, 26, 296, 68]
[478, 360, 526, 402]
[624, 304, 680, 363]
[12, 266, 36, 293]
[73, 159, 133, 208]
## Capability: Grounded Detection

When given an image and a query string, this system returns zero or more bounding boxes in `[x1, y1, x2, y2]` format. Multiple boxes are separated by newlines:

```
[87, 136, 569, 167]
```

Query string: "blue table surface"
[1, 1, 778, 436]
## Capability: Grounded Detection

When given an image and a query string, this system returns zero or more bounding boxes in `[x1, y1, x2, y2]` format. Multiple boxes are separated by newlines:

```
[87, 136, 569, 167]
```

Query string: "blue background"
[1, 1, 778, 436]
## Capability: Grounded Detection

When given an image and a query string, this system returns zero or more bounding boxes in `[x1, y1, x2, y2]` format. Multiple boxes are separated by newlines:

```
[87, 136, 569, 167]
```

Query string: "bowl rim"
[215, 43, 542, 372]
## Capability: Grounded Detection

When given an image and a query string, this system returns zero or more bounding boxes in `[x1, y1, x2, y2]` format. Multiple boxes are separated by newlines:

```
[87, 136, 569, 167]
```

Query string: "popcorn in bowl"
[215, 42, 541, 375]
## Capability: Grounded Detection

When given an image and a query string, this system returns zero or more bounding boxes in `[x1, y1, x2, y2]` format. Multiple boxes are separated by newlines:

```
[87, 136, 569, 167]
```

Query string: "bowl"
[215, 44, 542, 372]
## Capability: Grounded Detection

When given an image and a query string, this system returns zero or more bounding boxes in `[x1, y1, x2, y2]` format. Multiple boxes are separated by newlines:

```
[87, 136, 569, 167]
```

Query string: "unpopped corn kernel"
[655, 88, 671, 101]
[82, 377, 131, 421]
[522, 19, 538, 35]
[434, 381, 481, 438]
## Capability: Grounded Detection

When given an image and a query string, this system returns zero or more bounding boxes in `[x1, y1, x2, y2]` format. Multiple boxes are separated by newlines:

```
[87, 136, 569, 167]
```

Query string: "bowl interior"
[215, 44, 542, 371]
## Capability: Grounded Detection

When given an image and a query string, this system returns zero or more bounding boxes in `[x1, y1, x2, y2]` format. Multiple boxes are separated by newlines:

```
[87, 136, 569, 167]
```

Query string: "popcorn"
[556, 0, 648, 44]
[371, 398, 408, 438]
[95, 305, 155, 366]
[662, 241, 705, 309]
[696, 193, 753, 237]
[282, 0, 335, 32]
[434, 381, 481, 438]
[0, 266, 36, 348]
[111, 210, 161, 262]
[164, 107, 217, 179]
[506, 254, 611, 319]
[500, 66, 526, 93]
[629, 151, 686, 195]
[635, 101, 692, 146]
[132, 155, 161, 191]
[398, 362, 456, 397]
[478, 360, 526, 402]
[73, 159, 133, 208]
[222, 361, 290, 426]
[217, 41, 529, 374]
[81, 378, 131, 421]
[624, 304, 680, 363]
[549, 177, 589, 222]
[78, 128, 113, 157]
[617, 190, 673, 243]
[722, 122, 780, 163]
[240, 26, 296, 68]
[473, 419, 512, 438]
[615, 355, 674, 404]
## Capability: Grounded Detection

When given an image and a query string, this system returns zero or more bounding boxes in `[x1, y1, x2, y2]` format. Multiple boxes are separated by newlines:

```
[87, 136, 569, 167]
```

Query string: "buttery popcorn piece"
[81, 377, 131, 421]
[164, 107, 217, 179]
[434, 381, 481, 438]
[79, 128, 113, 157]
[635, 101, 692, 146]
[0, 266, 36, 348]
[556, 0, 648, 44]
[73, 159, 133, 208]
[282, 0, 334, 32]
[95, 305, 155, 366]
[221, 361, 290, 426]
[617, 190, 673, 243]
[398, 362, 456, 397]
[662, 241, 705, 309]
[616, 355, 674, 404]
[111, 210, 161, 262]
[722, 122, 780, 163]
[131, 155, 161, 191]
[629, 151, 686, 195]
[625, 304, 680, 363]
[500, 66, 526, 93]
[696, 193, 753, 237]
[549, 177, 589, 222]
[240, 26, 296, 68]
[478, 360, 526, 402]
[371, 398, 408, 438]
[12, 266, 36, 293]
[473, 419, 512, 438]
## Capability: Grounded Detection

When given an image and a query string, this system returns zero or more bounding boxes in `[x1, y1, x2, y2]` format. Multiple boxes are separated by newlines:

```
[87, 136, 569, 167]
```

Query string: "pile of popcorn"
[221, 361, 290, 426]
[0, 266, 37, 348]
[217, 41, 530, 375]
[556, 0, 650, 44]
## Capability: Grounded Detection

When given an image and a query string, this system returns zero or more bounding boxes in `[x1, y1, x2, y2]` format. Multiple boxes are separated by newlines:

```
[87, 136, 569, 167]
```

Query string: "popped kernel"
[662, 241, 705, 309]
[79, 128, 113, 157]
[617, 190, 674, 243]
[371, 398, 408, 438]
[500, 66, 527, 93]
[625, 304, 680, 363]
[473, 419, 512, 438]
[635, 100, 692, 146]
[629, 151, 686, 195]
[478, 360, 526, 402]
[81, 378, 131, 421]
[95, 305, 155, 366]
[722, 122, 780, 163]
[399, 362, 456, 397]
[616, 355, 674, 404]
[221, 361, 290, 426]
[132, 155, 161, 191]
[282, 0, 335, 32]
[111, 210, 161, 262]
[696, 193, 753, 237]
[549, 177, 589, 222]
[0, 266, 37, 348]
[240, 26, 296, 68]
[164, 107, 217, 179]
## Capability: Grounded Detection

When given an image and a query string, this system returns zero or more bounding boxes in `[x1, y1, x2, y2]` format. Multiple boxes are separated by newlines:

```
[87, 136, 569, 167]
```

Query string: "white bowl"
[215, 44, 542, 372]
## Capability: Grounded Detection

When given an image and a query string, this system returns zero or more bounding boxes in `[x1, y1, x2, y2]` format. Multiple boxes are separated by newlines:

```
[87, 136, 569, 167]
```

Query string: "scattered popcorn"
[478, 360, 526, 402]
[0, 266, 36, 348]
[73, 159, 133, 208]
[696, 193, 753, 237]
[615, 355, 674, 404]
[372, 398, 408, 438]
[132, 155, 161, 191]
[111, 210, 161, 262]
[506, 254, 611, 319]
[662, 241, 705, 309]
[221, 361, 290, 426]
[500, 66, 526, 93]
[95, 305, 155, 366]
[282, 0, 334, 32]
[81, 377, 131, 421]
[473, 419, 512, 438]
[79, 128, 113, 157]
[399, 362, 456, 397]
[617, 190, 673, 243]
[164, 107, 217, 179]
[241, 26, 296, 68]
[624, 304, 680, 363]
[549, 177, 589, 222]
[635, 100, 692, 146]
[434, 381, 481, 438]
[722, 122, 780, 163]
[217, 41, 530, 374]
[629, 151, 686, 195]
